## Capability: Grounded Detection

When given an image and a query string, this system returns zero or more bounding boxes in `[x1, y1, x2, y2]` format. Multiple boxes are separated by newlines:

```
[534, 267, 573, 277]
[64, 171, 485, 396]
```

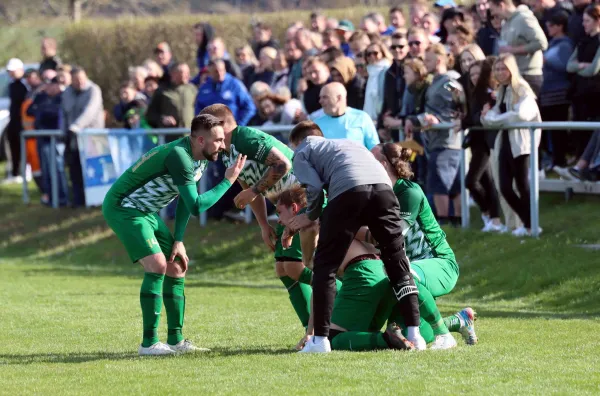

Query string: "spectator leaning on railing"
[61, 67, 105, 208]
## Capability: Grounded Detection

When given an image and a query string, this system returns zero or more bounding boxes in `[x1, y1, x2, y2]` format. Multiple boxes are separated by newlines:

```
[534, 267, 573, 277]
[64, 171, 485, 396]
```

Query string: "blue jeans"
[37, 139, 69, 206]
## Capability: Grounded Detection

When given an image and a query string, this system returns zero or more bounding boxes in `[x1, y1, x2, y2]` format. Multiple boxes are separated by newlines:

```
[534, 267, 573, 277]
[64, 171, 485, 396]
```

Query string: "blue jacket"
[195, 73, 256, 126]
[27, 92, 61, 130]
[541, 36, 574, 94]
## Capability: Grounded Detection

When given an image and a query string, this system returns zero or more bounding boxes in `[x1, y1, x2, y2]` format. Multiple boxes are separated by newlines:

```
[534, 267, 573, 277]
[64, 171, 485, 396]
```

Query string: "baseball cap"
[6, 58, 24, 72]
[435, 0, 457, 7]
[335, 20, 355, 33]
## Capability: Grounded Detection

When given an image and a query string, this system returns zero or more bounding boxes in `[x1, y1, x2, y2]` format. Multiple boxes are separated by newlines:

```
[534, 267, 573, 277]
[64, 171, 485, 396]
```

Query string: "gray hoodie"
[501, 5, 548, 76]
[292, 136, 391, 220]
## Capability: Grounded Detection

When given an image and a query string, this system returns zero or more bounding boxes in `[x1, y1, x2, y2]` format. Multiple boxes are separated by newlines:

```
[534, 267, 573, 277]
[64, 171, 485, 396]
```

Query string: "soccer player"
[366, 142, 478, 348]
[283, 121, 422, 353]
[198, 104, 315, 329]
[102, 114, 246, 356]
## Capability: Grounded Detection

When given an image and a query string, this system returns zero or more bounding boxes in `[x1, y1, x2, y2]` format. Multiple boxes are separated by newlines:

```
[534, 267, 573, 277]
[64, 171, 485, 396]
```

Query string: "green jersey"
[106, 136, 207, 214]
[393, 179, 453, 261]
[221, 126, 297, 195]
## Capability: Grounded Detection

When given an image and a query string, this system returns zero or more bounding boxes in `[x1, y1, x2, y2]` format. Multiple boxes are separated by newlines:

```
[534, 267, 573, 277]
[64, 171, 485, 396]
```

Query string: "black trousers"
[572, 95, 596, 158]
[541, 104, 570, 167]
[6, 127, 21, 177]
[67, 147, 85, 207]
[466, 145, 500, 219]
[523, 74, 543, 97]
[312, 184, 419, 337]
[499, 137, 531, 228]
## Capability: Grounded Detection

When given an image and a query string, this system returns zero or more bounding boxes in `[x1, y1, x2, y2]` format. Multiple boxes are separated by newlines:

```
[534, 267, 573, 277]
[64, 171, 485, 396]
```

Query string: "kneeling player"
[102, 114, 246, 355]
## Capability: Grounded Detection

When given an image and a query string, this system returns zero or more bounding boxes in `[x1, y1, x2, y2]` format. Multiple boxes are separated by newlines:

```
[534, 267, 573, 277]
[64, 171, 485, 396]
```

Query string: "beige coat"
[481, 80, 541, 158]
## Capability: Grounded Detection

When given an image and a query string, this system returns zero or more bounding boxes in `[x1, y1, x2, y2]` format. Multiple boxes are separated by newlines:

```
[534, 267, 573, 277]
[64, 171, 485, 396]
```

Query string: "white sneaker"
[406, 333, 427, 351]
[429, 333, 458, 350]
[138, 342, 177, 356]
[538, 169, 546, 181]
[553, 166, 577, 181]
[168, 339, 211, 353]
[299, 336, 331, 353]
[482, 221, 504, 232]
[1, 175, 23, 185]
[481, 214, 490, 225]
[512, 226, 529, 237]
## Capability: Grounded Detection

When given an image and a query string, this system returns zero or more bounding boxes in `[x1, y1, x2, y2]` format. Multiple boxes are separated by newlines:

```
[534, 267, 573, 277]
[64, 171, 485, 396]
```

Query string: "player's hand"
[295, 334, 312, 351]
[225, 154, 247, 184]
[281, 227, 295, 249]
[169, 241, 189, 272]
[261, 225, 277, 251]
[234, 188, 258, 210]
[288, 213, 314, 232]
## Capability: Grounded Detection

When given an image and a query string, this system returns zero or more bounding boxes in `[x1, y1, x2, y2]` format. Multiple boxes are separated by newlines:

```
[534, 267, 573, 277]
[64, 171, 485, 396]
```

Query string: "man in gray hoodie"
[283, 121, 423, 353]
[490, 0, 548, 95]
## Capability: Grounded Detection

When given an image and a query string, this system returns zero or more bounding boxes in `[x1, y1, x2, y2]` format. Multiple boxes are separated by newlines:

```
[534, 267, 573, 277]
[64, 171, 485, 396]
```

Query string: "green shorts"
[331, 259, 396, 332]
[411, 256, 459, 298]
[274, 223, 303, 262]
[102, 199, 173, 263]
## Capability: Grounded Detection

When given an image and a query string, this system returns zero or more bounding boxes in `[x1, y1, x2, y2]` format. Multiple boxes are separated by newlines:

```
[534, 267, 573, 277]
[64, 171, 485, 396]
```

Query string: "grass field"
[1, 179, 599, 395]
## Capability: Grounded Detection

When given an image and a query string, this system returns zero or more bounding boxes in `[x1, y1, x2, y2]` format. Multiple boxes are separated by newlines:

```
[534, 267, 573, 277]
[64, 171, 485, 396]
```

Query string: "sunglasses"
[366, 51, 380, 57]
[409, 40, 422, 47]
[390, 44, 406, 50]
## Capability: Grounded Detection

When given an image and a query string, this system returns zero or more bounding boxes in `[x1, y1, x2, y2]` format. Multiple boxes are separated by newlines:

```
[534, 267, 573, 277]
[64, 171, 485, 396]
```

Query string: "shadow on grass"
[477, 310, 600, 320]
[0, 351, 138, 365]
[203, 347, 295, 357]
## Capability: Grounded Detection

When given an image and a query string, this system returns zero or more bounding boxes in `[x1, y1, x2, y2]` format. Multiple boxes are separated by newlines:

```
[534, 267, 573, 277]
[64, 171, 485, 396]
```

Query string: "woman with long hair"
[235, 45, 259, 88]
[463, 59, 503, 232]
[566, 4, 600, 157]
[481, 54, 542, 237]
[366, 142, 477, 350]
[363, 42, 393, 121]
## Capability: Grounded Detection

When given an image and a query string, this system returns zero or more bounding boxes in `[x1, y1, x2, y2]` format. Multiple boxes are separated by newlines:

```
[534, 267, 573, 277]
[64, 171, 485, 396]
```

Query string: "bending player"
[102, 114, 246, 356]
[359, 142, 477, 348]
[198, 104, 316, 329]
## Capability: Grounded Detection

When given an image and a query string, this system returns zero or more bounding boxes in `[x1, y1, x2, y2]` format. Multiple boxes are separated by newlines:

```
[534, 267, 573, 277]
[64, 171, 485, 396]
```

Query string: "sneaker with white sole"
[168, 339, 211, 353]
[482, 221, 505, 233]
[456, 307, 478, 346]
[512, 226, 529, 237]
[299, 336, 331, 353]
[138, 342, 177, 356]
[406, 332, 427, 351]
[429, 333, 458, 350]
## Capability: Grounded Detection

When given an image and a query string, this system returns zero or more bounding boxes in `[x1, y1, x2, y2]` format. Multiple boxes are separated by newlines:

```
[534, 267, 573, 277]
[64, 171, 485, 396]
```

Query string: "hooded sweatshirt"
[330, 56, 365, 109]
[501, 5, 548, 76]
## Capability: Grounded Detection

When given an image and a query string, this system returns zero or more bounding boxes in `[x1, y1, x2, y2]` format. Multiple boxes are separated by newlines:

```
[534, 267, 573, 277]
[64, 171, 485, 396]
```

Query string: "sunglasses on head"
[409, 40, 422, 47]
[390, 44, 406, 50]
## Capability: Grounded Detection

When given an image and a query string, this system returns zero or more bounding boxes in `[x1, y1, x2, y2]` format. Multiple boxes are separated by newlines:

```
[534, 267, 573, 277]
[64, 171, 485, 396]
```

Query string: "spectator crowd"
[4, 0, 600, 237]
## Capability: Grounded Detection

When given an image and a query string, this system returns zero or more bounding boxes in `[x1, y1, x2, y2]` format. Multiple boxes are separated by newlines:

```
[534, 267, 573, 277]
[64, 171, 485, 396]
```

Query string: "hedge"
[60, 6, 388, 123]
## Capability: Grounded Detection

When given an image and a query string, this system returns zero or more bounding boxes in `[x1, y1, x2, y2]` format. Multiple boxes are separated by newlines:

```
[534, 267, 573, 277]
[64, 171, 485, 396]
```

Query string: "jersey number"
[146, 238, 159, 248]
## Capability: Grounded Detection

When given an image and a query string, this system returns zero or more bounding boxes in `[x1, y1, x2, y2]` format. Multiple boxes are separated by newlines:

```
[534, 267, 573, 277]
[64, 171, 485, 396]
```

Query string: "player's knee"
[139, 253, 168, 274]
[275, 261, 287, 278]
[283, 261, 305, 281]
[166, 261, 185, 278]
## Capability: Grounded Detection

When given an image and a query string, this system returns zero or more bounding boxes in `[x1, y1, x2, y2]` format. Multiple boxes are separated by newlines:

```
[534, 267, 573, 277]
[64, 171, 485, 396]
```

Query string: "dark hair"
[190, 114, 224, 137]
[380, 143, 414, 179]
[390, 6, 403, 14]
[439, 8, 465, 43]
[470, 58, 497, 105]
[584, 4, 600, 21]
[548, 10, 570, 32]
[169, 62, 188, 73]
[120, 80, 136, 90]
[70, 66, 85, 75]
[144, 75, 160, 84]
[319, 47, 345, 64]
[270, 185, 307, 208]
[289, 120, 324, 145]
[198, 103, 235, 123]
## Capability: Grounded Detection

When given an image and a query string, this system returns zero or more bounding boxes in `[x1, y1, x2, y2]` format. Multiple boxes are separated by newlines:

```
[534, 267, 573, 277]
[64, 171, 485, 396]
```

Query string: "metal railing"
[20, 122, 600, 236]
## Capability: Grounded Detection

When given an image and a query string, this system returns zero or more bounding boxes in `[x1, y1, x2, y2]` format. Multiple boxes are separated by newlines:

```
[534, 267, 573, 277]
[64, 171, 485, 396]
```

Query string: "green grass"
[1, 179, 599, 395]
[0, 19, 66, 65]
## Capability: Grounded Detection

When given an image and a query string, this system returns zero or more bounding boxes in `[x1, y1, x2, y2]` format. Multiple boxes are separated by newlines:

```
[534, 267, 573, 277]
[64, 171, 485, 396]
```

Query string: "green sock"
[298, 267, 313, 285]
[280, 276, 311, 327]
[444, 314, 462, 332]
[163, 276, 185, 345]
[416, 281, 449, 336]
[330, 331, 389, 351]
[140, 272, 164, 347]
[335, 278, 342, 293]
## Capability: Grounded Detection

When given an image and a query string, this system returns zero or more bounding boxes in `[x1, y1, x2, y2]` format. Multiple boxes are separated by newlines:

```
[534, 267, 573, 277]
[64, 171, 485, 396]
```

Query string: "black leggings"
[499, 143, 531, 228]
[466, 145, 500, 219]
[7, 128, 21, 177]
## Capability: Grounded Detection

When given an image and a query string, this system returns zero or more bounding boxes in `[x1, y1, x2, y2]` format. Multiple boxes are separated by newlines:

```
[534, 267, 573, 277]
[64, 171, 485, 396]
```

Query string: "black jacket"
[377, 61, 405, 129]
[463, 89, 497, 149]
[346, 75, 365, 110]
[303, 81, 325, 114]
[252, 38, 280, 58]
[568, 6, 587, 45]
[476, 23, 500, 56]
[8, 79, 28, 132]
[39, 56, 61, 74]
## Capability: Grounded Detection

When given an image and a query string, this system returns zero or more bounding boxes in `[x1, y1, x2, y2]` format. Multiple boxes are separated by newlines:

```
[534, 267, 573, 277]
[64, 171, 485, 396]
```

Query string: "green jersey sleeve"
[233, 126, 276, 163]
[395, 182, 422, 227]
[165, 146, 196, 186]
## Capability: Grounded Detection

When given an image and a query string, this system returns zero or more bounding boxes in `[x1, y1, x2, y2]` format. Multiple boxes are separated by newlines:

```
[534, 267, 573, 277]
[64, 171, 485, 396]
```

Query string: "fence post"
[529, 127, 540, 237]
[50, 135, 58, 209]
[459, 128, 469, 229]
[21, 134, 29, 204]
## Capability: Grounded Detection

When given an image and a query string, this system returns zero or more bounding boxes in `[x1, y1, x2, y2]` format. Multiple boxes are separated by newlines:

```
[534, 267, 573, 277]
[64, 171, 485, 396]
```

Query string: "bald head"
[319, 82, 347, 116]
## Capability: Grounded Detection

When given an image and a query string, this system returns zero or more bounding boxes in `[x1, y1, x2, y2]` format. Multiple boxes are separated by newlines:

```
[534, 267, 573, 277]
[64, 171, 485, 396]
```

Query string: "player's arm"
[234, 146, 291, 209]
[239, 179, 277, 251]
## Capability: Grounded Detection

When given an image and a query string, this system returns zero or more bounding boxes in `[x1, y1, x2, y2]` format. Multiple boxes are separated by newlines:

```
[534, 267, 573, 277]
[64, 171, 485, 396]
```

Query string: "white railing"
[21, 122, 600, 236]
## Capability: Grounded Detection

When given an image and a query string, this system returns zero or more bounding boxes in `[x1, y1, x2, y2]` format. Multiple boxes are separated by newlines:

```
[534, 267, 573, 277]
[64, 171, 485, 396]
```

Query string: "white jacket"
[481, 80, 541, 158]
[363, 59, 390, 121]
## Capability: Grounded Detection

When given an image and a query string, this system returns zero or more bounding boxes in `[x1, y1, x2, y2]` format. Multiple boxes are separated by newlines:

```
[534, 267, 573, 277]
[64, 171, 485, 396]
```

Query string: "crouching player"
[102, 114, 246, 356]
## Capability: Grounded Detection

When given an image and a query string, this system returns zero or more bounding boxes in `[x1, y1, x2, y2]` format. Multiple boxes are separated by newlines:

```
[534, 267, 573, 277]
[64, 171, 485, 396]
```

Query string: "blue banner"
[78, 129, 156, 207]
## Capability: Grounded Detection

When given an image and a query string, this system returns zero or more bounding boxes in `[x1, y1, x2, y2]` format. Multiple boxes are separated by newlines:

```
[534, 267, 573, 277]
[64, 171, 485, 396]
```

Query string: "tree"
[69, 0, 82, 21]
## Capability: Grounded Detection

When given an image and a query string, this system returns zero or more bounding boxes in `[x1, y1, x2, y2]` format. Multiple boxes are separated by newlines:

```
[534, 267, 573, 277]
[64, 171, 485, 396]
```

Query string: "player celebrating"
[367, 142, 477, 347]
[102, 114, 246, 356]
[198, 104, 315, 330]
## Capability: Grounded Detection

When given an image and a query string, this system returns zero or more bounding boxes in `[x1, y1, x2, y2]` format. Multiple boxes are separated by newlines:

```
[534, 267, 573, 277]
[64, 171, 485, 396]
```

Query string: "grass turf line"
[1, 180, 599, 395]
